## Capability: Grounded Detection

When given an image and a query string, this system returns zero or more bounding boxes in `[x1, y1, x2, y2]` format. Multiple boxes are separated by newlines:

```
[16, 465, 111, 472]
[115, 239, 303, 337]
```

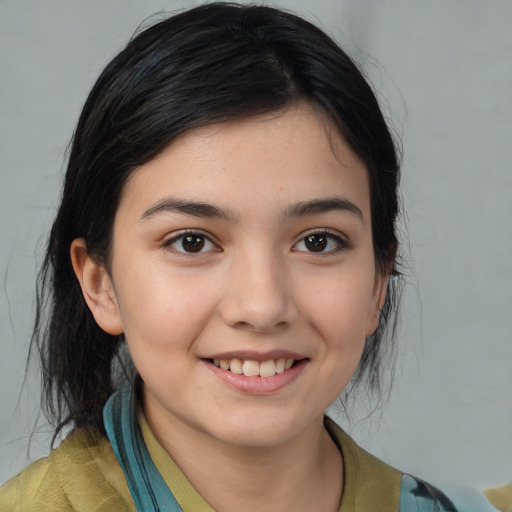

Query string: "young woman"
[0, 3, 492, 511]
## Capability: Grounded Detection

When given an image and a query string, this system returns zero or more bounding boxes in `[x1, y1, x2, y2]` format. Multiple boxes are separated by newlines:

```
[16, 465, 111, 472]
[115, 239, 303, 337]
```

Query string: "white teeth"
[242, 360, 260, 377]
[212, 357, 296, 376]
[260, 360, 276, 378]
[275, 358, 285, 373]
[229, 358, 243, 374]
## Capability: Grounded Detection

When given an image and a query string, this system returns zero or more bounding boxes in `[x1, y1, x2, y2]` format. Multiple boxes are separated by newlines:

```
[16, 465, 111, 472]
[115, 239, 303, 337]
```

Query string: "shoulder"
[0, 457, 58, 512]
[325, 417, 494, 512]
[0, 430, 134, 512]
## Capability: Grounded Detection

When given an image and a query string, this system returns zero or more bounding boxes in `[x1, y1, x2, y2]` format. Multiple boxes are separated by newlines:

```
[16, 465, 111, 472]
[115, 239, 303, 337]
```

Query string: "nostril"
[232, 319, 290, 333]
[233, 321, 253, 330]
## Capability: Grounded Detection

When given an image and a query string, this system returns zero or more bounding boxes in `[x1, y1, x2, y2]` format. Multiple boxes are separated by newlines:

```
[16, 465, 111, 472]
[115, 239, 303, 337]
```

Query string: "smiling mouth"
[208, 358, 297, 378]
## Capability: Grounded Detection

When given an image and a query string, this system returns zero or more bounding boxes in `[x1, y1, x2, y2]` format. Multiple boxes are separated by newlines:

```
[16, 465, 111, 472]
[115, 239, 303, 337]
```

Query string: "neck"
[145, 408, 343, 512]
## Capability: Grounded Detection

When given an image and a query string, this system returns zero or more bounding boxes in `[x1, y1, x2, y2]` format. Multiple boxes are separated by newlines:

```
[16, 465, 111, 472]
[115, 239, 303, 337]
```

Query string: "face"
[78, 104, 388, 449]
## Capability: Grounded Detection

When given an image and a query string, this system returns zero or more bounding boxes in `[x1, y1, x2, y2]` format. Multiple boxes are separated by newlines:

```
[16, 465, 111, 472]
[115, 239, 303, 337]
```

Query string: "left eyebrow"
[140, 197, 236, 222]
[283, 197, 364, 224]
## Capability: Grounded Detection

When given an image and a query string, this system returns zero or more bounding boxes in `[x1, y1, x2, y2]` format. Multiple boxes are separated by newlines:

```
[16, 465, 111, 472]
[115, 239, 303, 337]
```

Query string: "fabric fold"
[103, 384, 182, 512]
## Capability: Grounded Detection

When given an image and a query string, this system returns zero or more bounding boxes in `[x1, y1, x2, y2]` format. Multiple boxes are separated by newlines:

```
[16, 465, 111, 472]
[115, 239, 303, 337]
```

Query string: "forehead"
[117, 104, 370, 220]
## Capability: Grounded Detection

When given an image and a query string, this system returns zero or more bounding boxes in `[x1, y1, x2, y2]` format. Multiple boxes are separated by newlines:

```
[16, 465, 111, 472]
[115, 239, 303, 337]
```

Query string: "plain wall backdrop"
[1, 0, 511, 498]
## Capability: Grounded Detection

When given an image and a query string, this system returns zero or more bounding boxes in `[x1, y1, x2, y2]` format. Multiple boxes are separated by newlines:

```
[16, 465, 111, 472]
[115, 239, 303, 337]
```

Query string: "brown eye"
[166, 232, 217, 254]
[294, 232, 348, 254]
[181, 235, 205, 253]
[304, 234, 328, 252]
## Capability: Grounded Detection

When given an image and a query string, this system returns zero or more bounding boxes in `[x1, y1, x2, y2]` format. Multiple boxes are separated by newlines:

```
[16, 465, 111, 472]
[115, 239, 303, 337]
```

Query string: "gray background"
[1, 0, 511, 498]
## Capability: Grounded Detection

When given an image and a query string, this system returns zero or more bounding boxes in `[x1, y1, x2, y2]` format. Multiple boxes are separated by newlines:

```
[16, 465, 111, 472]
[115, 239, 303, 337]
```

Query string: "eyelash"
[293, 230, 351, 254]
[162, 230, 220, 256]
[163, 229, 350, 256]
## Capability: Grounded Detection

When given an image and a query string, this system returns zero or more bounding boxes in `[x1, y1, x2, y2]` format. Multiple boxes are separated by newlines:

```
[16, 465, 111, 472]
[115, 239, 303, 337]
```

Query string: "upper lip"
[201, 350, 307, 362]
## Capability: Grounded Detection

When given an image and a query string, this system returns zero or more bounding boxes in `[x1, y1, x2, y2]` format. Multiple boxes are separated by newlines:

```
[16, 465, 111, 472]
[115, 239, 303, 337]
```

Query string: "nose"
[218, 249, 298, 333]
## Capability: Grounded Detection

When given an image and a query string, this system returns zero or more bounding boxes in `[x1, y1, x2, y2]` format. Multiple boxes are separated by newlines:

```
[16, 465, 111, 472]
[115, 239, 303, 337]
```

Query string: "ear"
[70, 238, 124, 335]
[365, 267, 392, 338]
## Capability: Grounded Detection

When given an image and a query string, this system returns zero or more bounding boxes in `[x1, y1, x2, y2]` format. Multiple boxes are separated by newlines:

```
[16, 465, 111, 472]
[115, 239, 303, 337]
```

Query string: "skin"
[72, 104, 389, 512]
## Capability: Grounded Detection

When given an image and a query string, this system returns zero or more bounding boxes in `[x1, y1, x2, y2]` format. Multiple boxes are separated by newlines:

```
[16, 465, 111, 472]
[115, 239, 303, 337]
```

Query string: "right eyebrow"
[283, 197, 364, 224]
[140, 197, 237, 222]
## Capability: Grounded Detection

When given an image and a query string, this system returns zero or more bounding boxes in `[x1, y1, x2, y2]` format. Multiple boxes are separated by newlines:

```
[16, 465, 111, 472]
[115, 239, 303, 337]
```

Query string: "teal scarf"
[103, 384, 182, 511]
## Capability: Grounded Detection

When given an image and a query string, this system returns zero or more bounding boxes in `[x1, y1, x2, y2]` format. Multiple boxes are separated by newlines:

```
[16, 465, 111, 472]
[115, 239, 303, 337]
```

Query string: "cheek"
[298, 265, 377, 393]
[302, 268, 377, 338]
[113, 263, 220, 353]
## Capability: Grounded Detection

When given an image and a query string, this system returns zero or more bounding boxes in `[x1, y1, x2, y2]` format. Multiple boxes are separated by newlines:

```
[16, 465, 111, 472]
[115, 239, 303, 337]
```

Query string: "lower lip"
[204, 359, 308, 394]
